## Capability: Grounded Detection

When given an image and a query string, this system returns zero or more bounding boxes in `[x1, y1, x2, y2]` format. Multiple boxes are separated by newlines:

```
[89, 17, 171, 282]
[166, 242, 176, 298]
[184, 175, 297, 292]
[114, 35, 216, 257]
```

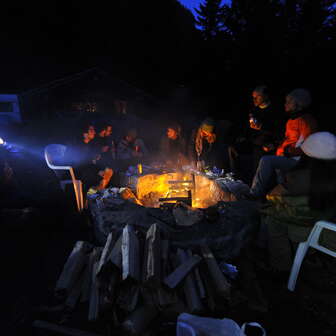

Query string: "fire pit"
[87, 166, 254, 255]
[126, 170, 230, 209]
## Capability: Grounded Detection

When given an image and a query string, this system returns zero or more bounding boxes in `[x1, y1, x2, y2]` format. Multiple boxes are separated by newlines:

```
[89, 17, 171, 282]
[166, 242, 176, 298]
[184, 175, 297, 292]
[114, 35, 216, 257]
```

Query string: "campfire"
[40, 166, 254, 335]
[133, 170, 228, 209]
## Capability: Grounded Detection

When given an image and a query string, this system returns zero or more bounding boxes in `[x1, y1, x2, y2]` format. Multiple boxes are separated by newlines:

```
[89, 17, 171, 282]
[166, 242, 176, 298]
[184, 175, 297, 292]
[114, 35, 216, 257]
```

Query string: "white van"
[0, 94, 22, 125]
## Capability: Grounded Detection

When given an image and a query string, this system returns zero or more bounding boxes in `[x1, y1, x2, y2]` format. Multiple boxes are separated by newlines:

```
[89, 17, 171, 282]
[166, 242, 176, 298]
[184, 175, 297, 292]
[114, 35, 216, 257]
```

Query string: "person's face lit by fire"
[105, 125, 112, 137]
[126, 135, 135, 143]
[99, 128, 106, 137]
[201, 129, 216, 144]
[88, 125, 96, 139]
[167, 128, 178, 140]
[252, 91, 266, 107]
[284, 95, 296, 113]
[83, 132, 91, 143]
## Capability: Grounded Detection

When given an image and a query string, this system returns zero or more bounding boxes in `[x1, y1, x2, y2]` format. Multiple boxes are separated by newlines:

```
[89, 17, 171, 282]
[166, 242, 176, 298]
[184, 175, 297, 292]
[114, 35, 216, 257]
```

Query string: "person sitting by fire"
[76, 123, 101, 165]
[261, 132, 336, 276]
[84, 166, 114, 195]
[104, 124, 117, 159]
[230, 85, 284, 180]
[117, 128, 149, 161]
[188, 118, 218, 171]
[249, 85, 284, 162]
[94, 123, 117, 166]
[160, 122, 187, 167]
[62, 123, 114, 193]
[250, 88, 318, 199]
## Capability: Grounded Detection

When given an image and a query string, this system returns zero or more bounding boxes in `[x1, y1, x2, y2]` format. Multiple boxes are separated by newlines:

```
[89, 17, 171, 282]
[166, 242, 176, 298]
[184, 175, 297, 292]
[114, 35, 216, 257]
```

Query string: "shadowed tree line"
[1, 0, 336, 122]
[195, 1, 336, 106]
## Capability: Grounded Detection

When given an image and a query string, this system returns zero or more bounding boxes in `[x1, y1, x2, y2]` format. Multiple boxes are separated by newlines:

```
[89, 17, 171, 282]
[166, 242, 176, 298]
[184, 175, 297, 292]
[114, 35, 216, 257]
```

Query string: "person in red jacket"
[250, 88, 318, 198]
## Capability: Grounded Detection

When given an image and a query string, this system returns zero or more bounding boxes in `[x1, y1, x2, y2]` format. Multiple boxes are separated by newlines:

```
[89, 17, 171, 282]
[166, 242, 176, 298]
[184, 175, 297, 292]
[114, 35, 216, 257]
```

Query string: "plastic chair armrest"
[48, 164, 72, 171]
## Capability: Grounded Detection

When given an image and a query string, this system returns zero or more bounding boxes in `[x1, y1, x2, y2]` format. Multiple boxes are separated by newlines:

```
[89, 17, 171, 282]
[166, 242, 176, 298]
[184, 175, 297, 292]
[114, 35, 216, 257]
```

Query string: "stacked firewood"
[55, 224, 231, 335]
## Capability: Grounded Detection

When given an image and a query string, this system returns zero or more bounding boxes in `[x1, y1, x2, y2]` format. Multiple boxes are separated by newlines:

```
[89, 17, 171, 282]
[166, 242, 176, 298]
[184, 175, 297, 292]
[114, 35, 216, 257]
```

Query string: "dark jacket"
[249, 104, 285, 147]
[160, 135, 186, 163]
[188, 128, 217, 167]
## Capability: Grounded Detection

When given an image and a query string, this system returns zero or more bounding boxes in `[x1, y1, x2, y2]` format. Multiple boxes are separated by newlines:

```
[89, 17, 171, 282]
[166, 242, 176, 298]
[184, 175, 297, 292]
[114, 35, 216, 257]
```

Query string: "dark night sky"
[179, 0, 229, 16]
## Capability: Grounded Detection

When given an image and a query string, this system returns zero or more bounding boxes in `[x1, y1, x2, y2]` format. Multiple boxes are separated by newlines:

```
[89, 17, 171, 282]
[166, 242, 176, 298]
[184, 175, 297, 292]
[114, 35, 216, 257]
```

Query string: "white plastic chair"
[288, 220, 336, 291]
[44, 144, 84, 212]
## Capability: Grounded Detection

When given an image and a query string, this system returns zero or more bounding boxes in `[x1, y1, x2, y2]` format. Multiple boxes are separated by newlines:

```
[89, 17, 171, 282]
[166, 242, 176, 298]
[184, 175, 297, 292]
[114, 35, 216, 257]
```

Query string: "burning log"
[167, 180, 194, 184]
[122, 225, 140, 281]
[56, 241, 93, 296]
[200, 246, 231, 298]
[177, 249, 203, 314]
[159, 190, 192, 207]
[142, 223, 161, 287]
[122, 305, 159, 335]
[164, 254, 202, 289]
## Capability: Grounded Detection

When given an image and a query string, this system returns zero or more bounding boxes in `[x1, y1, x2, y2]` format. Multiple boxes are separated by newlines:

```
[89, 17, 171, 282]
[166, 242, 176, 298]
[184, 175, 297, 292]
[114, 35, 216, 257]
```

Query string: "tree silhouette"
[195, 0, 224, 40]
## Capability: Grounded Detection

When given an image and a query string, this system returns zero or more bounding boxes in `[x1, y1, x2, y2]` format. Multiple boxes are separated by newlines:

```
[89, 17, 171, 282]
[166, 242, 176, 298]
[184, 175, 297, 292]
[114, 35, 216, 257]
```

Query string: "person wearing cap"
[261, 132, 336, 274]
[250, 88, 318, 198]
[188, 118, 218, 170]
[160, 122, 187, 167]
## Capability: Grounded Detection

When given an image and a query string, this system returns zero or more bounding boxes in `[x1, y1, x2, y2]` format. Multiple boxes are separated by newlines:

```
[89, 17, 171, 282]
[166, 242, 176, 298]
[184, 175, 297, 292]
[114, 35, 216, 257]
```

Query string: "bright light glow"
[0, 137, 5, 145]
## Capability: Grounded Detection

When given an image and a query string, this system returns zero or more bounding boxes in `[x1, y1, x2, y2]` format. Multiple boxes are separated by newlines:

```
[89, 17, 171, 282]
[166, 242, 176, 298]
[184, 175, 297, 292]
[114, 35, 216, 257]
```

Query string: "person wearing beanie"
[250, 88, 318, 198]
[159, 122, 187, 167]
[260, 131, 336, 274]
[188, 118, 218, 170]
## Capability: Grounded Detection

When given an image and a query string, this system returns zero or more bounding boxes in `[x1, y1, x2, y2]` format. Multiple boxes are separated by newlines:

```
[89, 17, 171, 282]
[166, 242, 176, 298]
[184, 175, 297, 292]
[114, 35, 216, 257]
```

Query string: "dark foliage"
[1, 0, 336, 125]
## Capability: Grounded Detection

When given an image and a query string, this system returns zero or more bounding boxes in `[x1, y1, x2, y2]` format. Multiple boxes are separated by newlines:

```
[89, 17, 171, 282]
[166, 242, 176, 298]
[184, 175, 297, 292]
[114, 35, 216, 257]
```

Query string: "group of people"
[159, 118, 224, 170]
[65, 86, 336, 278]
[69, 123, 149, 193]
[71, 86, 329, 200]
[70, 117, 224, 193]
[1, 83, 336, 283]
[238, 86, 336, 275]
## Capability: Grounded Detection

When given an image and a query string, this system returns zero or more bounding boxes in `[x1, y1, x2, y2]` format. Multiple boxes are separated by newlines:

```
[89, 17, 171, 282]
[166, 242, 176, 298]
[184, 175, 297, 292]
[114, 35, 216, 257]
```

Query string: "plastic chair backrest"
[44, 144, 67, 169]
[309, 220, 336, 257]
[44, 144, 84, 212]
[288, 220, 336, 291]
[176, 322, 197, 336]
[44, 144, 71, 170]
